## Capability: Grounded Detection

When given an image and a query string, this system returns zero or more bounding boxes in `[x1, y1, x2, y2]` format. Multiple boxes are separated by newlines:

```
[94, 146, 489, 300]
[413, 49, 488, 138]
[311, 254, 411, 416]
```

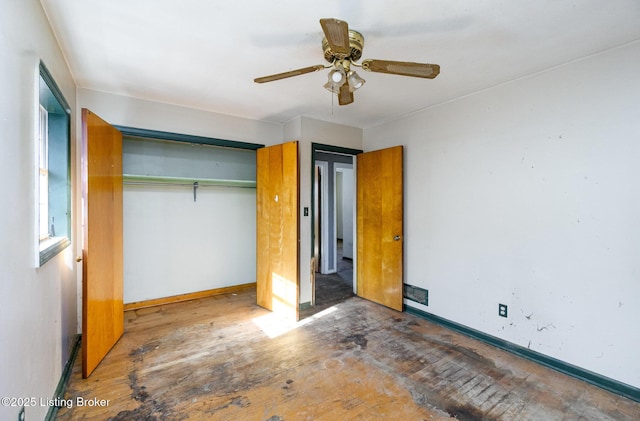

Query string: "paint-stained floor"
[56, 290, 640, 420]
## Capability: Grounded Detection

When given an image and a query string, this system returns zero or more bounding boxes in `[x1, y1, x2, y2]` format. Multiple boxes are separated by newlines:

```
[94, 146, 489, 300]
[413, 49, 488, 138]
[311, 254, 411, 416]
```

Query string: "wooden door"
[81, 109, 124, 378]
[357, 145, 404, 311]
[256, 141, 300, 320]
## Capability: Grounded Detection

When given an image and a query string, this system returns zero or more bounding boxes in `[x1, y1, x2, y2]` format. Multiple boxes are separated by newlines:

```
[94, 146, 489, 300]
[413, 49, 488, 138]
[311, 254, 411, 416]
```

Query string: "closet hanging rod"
[122, 174, 256, 188]
[122, 181, 256, 188]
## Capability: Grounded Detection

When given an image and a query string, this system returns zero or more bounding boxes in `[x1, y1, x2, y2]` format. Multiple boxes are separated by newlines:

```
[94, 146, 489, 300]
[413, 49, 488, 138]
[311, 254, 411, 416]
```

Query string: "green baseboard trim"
[299, 301, 312, 311]
[45, 334, 81, 421]
[404, 305, 640, 403]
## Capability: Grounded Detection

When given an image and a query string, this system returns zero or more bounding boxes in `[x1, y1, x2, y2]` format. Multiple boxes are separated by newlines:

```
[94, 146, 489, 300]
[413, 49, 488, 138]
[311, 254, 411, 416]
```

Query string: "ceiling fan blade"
[338, 83, 354, 105]
[254, 65, 325, 83]
[361, 59, 440, 79]
[320, 18, 351, 56]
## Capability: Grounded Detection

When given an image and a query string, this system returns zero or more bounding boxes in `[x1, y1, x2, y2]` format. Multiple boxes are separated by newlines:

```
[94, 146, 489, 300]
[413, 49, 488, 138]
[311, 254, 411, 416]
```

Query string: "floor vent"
[403, 283, 428, 306]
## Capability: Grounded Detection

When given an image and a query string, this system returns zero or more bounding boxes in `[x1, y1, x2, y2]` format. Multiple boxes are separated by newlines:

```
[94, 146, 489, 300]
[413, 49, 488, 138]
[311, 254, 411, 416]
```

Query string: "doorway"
[311, 143, 361, 307]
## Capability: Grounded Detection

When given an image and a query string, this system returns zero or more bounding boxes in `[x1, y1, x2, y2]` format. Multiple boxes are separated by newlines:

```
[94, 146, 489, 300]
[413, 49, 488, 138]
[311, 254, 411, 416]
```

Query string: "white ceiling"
[40, 0, 640, 129]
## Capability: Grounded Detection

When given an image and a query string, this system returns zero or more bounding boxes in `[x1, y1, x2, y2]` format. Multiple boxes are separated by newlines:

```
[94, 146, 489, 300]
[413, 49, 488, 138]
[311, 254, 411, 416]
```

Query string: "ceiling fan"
[254, 18, 440, 105]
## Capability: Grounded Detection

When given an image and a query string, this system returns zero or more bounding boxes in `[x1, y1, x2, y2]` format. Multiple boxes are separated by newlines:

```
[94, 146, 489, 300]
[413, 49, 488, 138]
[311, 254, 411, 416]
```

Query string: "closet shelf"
[122, 174, 256, 188]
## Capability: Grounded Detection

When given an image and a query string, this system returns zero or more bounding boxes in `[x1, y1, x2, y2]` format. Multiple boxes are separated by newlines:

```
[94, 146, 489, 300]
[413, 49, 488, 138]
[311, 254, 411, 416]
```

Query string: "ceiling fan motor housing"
[322, 30, 364, 63]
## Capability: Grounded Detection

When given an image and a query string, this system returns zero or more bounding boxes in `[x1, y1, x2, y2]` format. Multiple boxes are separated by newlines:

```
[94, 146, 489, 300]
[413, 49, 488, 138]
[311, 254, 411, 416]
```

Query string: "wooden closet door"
[357, 145, 404, 311]
[81, 109, 124, 378]
[256, 141, 300, 320]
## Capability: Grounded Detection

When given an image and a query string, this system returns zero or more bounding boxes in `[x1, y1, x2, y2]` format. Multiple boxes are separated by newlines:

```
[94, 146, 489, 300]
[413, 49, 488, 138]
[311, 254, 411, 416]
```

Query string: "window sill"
[39, 236, 71, 267]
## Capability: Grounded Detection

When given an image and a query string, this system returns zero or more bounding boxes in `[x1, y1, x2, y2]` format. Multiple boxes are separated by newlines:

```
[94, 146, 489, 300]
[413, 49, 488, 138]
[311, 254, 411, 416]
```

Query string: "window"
[37, 61, 71, 266]
[39, 105, 49, 240]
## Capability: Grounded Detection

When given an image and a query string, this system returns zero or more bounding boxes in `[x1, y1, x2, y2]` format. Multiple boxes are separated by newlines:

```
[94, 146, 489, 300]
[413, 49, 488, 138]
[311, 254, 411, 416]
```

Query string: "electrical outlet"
[498, 304, 508, 318]
[18, 406, 25, 421]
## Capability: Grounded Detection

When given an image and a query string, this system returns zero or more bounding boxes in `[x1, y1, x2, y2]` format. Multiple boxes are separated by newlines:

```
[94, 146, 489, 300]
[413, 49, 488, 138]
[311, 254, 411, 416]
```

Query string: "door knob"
[76, 256, 83, 262]
[393, 235, 401, 241]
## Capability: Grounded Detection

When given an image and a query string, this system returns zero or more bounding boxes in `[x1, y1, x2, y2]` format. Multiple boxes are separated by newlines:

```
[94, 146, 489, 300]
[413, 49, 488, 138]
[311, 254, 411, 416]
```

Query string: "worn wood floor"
[314, 240, 354, 307]
[313, 271, 354, 309]
[57, 290, 640, 420]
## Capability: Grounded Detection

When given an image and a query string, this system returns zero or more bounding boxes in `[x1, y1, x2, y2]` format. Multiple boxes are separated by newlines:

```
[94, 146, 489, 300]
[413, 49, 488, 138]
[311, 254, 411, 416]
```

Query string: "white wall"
[284, 116, 363, 304]
[77, 88, 282, 146]
[0, 1, 78, 420]
[336, 172, 343, 239]
[337, 166, 354, 260]
[364, 41, 640, 388]
[123, 186, 256, 302]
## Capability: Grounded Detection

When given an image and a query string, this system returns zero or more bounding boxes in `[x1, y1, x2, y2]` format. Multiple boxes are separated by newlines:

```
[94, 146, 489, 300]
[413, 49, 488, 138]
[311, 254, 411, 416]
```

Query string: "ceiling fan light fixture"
[324, 66, 346, 93]
[323, 81, 339, 94]
[347, 70, 365, 91]
[330, 67, 346, 83]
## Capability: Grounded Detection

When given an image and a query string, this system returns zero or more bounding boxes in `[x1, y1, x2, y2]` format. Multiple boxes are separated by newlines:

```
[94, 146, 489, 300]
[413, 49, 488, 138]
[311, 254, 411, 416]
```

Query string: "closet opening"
[116, 126, 263, 308]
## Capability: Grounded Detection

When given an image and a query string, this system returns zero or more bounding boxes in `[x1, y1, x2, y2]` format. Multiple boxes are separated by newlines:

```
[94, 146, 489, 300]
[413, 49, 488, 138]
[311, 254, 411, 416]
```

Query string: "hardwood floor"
[312, 271, 354, 308]
[314, 239, 354, 307]
[56, 290, 640, 420]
